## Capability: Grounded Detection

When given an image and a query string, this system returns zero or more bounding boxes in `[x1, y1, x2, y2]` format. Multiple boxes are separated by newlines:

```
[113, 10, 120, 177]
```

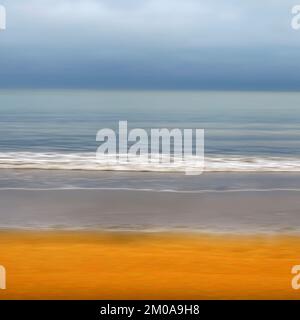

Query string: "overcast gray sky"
[0, 0, 299, 89]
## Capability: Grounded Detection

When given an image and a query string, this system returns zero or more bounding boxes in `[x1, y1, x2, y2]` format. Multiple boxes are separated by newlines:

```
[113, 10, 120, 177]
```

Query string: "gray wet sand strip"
[0, 189, 299, 233]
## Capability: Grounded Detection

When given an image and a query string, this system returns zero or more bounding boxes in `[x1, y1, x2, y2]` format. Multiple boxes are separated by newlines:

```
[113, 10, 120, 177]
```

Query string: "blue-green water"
[0, 90, 300, 172]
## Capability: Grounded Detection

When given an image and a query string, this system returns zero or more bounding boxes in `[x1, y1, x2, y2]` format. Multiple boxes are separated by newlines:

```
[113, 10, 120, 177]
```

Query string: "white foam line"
[1, 152, 300, 172]
[0, 187, 300, 193]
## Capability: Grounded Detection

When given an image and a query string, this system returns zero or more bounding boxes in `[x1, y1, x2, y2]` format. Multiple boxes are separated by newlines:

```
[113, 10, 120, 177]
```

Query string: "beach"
[1, 0, 300, 305]
[0, 185, 299, 299]
[1, 231, 299, 299]
[0, 91, 300, 300]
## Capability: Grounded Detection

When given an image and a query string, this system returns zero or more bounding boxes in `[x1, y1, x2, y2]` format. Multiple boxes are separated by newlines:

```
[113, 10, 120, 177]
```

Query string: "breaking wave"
[0, 152, 300, 172]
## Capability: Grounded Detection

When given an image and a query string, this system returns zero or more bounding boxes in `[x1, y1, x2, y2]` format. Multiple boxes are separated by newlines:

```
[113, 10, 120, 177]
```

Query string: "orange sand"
[0, 232, 300, 299]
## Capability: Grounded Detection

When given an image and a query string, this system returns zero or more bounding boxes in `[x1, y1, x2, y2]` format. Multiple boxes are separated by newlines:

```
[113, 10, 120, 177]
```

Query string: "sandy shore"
[1, 186, 300, 299]
[0, 231, 300, 299]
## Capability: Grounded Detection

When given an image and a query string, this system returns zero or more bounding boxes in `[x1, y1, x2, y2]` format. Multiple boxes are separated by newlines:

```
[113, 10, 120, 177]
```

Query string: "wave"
[0, 152, 300, 172]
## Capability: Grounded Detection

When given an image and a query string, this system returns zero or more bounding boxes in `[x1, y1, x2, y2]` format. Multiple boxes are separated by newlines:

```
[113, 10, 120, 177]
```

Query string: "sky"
[0, 0, 300, 89]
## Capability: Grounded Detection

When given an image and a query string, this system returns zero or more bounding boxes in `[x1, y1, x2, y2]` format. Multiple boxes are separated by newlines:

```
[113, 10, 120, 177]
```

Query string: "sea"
[0, 90, 300, 232]
[1, 90, 300, 177]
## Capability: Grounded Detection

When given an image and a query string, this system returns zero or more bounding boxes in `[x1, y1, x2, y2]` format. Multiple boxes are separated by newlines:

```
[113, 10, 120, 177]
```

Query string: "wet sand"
[0, 231, 300, 299]
[1, 189, 300, 232]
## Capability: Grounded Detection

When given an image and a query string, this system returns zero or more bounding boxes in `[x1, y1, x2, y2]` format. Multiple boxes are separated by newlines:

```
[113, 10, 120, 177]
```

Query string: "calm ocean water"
[0, 90, 300, 173]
